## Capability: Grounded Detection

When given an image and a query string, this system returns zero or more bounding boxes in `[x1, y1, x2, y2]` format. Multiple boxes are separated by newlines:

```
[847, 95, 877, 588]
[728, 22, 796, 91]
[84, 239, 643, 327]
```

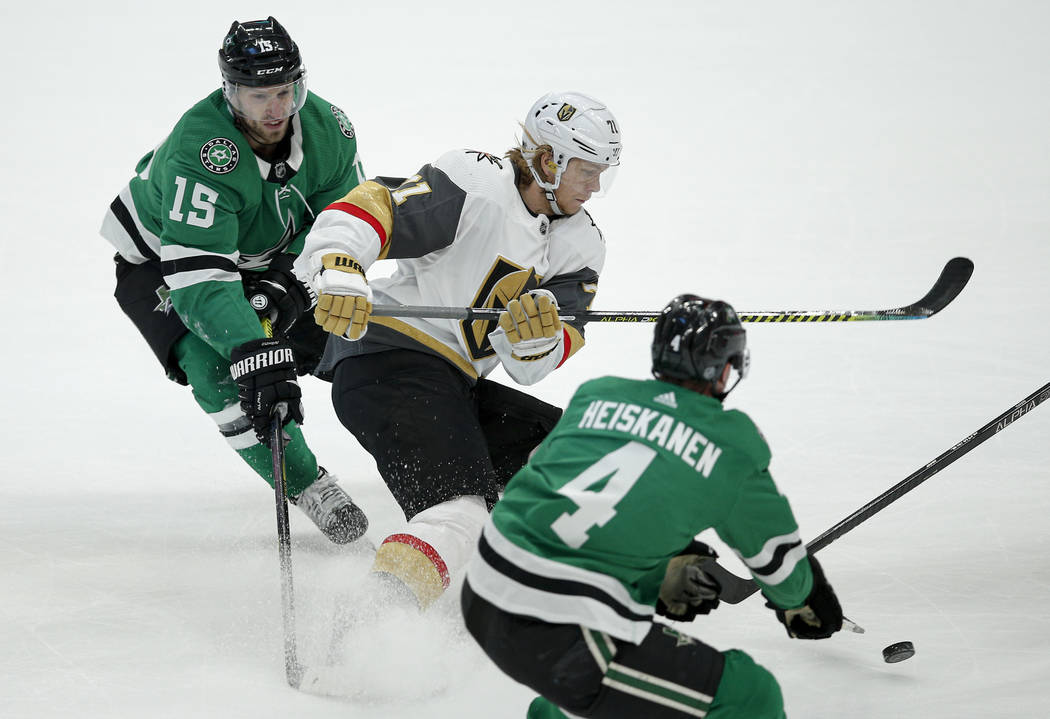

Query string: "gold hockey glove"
[498, 290, 563, 359]
[314, 253, 373, 340]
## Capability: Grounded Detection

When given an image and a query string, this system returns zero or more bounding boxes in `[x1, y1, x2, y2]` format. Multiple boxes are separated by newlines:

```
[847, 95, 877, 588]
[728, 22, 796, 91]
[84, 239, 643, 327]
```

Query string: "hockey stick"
[370, 257, 973, 325]
[271, 413, 303, 687]
[271, 410, 303, 687]
[702, 379, 1050, 605]
[262, 318, 303, 688]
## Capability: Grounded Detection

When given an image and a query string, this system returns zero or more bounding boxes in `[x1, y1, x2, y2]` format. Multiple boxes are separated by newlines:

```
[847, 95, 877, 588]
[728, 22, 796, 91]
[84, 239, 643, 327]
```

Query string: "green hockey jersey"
[465, 375, 815, 643]
[100, 89, 364, 358]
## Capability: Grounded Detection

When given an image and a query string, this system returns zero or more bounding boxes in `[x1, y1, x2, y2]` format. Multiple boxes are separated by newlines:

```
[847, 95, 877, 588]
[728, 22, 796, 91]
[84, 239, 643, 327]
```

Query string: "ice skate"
[290, 467, 368, 544]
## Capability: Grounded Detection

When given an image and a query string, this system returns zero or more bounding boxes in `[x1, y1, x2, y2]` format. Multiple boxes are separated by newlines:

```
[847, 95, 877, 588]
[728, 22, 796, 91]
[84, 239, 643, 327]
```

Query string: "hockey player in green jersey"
[100, 17, 368, 543]
[461, 294, 845, 718]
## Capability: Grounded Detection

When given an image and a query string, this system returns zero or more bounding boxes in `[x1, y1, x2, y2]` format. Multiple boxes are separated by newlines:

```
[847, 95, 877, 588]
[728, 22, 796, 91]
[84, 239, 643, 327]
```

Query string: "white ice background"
[2, 2, 1048, 717]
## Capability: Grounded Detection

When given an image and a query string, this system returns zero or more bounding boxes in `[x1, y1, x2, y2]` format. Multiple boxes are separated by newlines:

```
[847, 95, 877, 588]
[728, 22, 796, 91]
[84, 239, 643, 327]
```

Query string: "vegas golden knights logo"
[462, 257, 540, 359]
[557, 103, 577, 122]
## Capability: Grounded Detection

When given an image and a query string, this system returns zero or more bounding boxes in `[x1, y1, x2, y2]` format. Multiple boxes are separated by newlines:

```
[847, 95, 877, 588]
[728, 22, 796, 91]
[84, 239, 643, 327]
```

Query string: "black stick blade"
[739, 256, 975, 322]
[700, 557, 762, 605]
[902, 256, 974, 317]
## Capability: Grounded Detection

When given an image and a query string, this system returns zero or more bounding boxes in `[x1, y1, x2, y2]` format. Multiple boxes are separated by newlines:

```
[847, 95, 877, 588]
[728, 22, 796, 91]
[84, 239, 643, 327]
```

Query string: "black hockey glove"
[766, 554, 843, 640]
[229, 338, 304, 447]
[243, 254, 314, 336]
[656, 540, 721, 622]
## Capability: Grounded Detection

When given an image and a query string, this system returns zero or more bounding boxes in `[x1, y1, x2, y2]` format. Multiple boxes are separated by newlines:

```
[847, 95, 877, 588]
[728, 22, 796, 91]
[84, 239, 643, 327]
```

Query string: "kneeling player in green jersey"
[99, 18, 368, 543]
[462, 295, 845, 718]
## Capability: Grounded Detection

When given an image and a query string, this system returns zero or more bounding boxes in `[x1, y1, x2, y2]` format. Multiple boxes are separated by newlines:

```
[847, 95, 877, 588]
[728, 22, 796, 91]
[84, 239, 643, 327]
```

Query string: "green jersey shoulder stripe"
[737, 531, 807, 586]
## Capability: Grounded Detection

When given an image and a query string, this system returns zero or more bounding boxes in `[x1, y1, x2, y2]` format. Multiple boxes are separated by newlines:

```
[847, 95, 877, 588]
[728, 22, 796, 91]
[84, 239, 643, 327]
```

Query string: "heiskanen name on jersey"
[576, 398, 723, 477]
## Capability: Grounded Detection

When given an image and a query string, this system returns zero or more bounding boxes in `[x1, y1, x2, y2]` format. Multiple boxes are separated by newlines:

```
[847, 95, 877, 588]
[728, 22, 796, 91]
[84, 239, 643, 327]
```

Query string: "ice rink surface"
[2, 2, 1048, 717]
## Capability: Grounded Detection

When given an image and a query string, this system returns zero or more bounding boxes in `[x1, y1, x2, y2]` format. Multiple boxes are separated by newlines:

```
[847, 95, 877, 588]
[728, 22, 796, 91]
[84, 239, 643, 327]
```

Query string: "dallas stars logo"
[153, 284, 173, 314]
[238, 214, 296, 270]
[200, 137, 240, 174]
[661, 626, 697, 648]
[330, 105, 356, 139]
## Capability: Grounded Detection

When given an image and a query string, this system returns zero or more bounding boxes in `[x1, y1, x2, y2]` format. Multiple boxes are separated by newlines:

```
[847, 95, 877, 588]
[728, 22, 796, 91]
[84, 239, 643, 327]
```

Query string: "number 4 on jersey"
[550, 441, 656, 548]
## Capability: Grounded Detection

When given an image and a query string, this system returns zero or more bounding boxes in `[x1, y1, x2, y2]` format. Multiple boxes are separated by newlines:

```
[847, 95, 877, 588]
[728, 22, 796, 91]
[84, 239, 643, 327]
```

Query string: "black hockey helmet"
[218, 17, 304, 88]
[651, 294, 749, 400]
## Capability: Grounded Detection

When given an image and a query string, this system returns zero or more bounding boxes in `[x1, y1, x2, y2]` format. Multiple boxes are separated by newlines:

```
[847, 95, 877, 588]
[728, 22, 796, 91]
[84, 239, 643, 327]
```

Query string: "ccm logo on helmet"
[256, 66, 285, 75]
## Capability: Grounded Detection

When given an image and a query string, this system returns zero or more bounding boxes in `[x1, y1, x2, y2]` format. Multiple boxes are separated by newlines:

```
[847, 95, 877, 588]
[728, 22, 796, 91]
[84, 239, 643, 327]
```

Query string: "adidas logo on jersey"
[653, 391, 678, 409]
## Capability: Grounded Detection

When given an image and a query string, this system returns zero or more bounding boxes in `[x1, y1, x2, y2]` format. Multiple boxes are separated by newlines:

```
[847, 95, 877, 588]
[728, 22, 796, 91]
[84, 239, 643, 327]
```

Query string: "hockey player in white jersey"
[263, 91, 622, 607]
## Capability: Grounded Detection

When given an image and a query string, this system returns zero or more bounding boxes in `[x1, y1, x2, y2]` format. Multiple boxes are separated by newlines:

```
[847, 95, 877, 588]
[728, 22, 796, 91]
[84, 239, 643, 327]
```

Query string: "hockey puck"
[882, 641, 915, 663]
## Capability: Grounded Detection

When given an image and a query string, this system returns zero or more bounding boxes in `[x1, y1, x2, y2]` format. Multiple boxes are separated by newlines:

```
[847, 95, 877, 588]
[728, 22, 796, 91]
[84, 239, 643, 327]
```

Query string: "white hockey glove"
[313, 253, 373, 340]
[497, 290, 563, 360]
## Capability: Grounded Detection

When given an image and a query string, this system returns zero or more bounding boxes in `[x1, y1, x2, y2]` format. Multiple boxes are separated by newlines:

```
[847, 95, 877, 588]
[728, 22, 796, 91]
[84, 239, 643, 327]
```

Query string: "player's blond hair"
[506, 142, 554, 189]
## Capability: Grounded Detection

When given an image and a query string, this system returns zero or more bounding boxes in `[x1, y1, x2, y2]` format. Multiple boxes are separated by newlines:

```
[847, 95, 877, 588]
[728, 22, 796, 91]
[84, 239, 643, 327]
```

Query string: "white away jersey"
[297, 148, 606, 381]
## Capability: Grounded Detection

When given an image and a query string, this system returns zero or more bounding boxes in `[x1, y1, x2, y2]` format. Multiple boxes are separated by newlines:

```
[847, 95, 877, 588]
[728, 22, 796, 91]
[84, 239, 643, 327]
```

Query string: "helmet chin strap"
[528, 156, 567, 216]
[542, 188, 566, 216]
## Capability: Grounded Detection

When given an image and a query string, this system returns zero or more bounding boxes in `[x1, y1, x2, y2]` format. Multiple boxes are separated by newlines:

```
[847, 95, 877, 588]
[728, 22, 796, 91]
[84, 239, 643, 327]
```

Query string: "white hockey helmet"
[520, 91, 622, 206]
